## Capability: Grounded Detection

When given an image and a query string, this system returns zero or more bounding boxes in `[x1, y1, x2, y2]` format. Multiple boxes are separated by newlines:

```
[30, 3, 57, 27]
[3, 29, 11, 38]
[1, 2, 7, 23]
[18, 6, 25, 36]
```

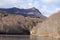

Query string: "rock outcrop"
[31, 11, 60, 36]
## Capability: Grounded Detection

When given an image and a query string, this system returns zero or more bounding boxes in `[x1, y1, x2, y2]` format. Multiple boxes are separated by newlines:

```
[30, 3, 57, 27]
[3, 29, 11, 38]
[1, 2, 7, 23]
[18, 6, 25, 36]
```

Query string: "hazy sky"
[0, 0, 60, 17]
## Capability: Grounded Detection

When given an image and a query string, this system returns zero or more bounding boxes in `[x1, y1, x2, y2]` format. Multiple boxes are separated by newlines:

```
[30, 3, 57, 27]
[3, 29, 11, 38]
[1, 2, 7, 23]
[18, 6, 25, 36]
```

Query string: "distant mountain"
[0, 7, 47, 18]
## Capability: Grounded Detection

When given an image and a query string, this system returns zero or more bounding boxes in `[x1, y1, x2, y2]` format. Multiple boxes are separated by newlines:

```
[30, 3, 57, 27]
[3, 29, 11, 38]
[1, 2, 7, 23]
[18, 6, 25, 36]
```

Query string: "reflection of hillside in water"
[0, 35, 60, 40]
[30, 35, 60, 40]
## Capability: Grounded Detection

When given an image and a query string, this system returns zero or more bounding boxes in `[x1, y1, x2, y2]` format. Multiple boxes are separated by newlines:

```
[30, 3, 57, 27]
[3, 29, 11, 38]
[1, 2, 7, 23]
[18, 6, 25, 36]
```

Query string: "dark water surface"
[0, 35, 60, 40]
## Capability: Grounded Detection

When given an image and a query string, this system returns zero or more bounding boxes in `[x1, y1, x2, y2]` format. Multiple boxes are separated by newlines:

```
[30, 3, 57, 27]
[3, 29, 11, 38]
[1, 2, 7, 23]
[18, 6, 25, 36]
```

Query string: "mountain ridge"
[0, 7, 47, 18]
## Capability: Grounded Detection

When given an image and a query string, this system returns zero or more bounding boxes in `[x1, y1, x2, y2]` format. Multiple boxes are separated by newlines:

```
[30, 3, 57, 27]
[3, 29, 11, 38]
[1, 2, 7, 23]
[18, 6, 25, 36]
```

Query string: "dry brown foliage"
[0, 12, 46, 34]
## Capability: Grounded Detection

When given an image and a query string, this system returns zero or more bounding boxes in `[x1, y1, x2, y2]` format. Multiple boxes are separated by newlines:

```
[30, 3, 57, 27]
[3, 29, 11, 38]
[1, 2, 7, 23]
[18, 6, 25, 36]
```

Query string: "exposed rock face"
[31, 11, 60, 36]
[0, 11, 47, 35]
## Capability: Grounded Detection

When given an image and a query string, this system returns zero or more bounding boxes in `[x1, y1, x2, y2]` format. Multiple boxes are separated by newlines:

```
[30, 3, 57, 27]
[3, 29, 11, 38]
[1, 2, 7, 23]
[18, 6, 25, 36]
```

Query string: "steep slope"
[0, 11, 47, 35]
[31, 11, 60, 36]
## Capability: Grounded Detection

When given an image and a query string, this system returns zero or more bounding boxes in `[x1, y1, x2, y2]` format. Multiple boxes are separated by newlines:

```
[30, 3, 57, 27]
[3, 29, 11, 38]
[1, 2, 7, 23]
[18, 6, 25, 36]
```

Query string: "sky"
[0, 0, 60, 17]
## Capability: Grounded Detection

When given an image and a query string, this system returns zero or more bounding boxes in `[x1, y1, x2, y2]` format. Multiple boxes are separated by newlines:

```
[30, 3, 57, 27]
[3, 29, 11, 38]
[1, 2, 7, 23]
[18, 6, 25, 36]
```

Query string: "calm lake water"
[0, 35, 60, 40]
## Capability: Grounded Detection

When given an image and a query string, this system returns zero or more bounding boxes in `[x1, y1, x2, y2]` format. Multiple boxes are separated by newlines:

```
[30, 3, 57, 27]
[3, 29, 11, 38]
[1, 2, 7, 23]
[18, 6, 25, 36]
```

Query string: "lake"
[0, 35, 60, 40]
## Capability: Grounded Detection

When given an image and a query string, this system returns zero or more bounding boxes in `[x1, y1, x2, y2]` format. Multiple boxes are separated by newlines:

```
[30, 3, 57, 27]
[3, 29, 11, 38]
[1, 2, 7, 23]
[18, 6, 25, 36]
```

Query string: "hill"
[0, 11, 47, 35]
[31, 11, 60, 36]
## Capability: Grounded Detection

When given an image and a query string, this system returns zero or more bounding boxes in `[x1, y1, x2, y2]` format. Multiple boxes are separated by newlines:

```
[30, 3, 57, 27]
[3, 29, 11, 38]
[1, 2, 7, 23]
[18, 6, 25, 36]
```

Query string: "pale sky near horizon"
[0, 0, 60, 17]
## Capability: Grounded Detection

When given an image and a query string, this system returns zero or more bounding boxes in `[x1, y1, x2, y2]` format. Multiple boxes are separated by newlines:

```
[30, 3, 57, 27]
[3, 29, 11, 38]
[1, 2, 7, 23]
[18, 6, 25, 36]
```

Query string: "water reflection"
[30, 35, 60, 40]
[0, 35, 60, 40]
